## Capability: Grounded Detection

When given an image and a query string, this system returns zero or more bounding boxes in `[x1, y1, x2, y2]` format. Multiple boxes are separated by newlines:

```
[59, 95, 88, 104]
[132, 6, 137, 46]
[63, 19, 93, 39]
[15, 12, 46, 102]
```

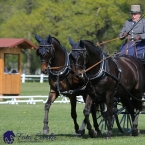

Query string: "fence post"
[22, 74, 25, 83]
[40, 74, 43, 83]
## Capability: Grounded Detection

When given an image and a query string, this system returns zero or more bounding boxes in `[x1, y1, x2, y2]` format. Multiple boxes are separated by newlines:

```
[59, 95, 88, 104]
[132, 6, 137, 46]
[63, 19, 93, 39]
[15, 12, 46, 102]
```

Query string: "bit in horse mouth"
[42, 69, 48, 74]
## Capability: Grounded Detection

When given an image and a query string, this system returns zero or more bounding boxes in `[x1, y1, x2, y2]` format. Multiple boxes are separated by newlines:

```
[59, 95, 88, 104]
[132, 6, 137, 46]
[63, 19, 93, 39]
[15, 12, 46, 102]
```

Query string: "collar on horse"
[83, 49, 122, 98]
[85, 53, 107, 81]
[48, 50, 70, 77]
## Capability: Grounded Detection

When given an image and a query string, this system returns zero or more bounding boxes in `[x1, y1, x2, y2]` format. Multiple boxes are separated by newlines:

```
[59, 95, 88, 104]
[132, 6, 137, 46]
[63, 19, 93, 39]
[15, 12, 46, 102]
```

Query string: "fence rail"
[21, 74, 48, 83]
[0, 95, 84, 105]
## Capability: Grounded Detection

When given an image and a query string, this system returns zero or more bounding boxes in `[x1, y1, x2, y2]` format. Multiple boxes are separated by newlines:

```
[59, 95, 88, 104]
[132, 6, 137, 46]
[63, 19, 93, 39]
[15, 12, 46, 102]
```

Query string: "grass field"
[21, 82, 50, 96]
[1, 82, 145, 145]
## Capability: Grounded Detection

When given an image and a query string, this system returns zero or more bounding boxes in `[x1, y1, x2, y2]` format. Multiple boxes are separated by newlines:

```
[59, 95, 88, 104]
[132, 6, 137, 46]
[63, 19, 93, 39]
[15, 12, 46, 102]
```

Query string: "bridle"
[71, 43, 107, 81]
[71, 48, 88, 70]
[37, 43, 55, 65]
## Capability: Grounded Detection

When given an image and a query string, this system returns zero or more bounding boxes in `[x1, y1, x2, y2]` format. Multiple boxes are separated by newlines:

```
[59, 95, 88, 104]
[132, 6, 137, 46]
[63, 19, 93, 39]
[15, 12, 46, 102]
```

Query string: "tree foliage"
[0, 0, 144, 73]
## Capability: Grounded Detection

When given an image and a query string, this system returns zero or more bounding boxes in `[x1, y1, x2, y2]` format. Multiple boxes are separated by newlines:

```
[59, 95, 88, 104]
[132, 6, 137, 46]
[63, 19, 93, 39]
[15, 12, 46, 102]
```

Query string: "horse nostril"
[41, 69, 48, 74]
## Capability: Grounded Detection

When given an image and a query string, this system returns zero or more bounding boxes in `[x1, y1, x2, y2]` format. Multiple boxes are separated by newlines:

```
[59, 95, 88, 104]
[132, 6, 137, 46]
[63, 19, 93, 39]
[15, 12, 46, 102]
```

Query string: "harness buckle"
[69, 90, 73, 94]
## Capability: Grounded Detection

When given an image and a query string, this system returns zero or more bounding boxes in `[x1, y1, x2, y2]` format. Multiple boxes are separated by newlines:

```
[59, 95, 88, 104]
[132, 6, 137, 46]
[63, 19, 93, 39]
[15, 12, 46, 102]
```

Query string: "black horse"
[69, 38, 145, 138]
[35, 34, 101, 136]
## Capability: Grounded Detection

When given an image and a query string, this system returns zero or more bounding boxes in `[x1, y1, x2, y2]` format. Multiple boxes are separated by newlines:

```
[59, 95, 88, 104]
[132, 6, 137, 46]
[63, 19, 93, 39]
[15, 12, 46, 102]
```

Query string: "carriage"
[96, 95, 145, 134]
[35, 34, 145, 138]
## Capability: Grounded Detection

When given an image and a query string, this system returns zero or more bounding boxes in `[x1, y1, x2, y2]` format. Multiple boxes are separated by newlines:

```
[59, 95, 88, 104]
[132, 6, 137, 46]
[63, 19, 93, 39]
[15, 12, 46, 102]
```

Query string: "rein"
[97, 14, 145, 47]
[85, 41, 136, 72]
[96, 33, 127, 46]
[96, 37, 120, 46]
[48, 39, 136, 72]
[85, 42, 145, 102]
[103, 70, 145, 102]
[46, 42, 135, 72]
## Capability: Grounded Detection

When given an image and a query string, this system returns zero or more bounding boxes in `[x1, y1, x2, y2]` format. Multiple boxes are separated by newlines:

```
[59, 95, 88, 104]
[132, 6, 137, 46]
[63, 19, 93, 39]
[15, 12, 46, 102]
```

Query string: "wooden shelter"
[0, 38, 37, 96]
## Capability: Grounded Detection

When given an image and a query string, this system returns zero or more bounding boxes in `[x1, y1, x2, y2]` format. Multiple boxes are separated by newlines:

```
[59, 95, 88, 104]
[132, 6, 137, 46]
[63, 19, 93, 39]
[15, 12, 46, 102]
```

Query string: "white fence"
[21, 74, 48, 83]
[0, 95, 84, 105]
[0, 74, 84, 104]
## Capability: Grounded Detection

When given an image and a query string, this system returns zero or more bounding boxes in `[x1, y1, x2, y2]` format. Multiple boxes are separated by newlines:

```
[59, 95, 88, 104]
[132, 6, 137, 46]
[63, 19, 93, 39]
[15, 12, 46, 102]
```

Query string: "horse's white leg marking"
[79, 121, 86, 131]
[103, 103, 107, 112]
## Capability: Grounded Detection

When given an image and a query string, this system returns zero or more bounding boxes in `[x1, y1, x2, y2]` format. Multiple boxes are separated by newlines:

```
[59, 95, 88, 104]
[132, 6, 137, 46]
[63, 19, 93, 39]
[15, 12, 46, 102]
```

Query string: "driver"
[119, 5, 145, 59]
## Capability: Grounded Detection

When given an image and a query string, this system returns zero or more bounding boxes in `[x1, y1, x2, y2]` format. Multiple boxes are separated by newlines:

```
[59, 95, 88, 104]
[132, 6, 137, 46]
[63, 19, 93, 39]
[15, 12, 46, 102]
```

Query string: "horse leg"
[105, 92, 114, 139]
[132, 109, 140, 136]
[78, 95, 87, 135]
[70, 95, 80, 135]
[121, 94, 141, 136]
[91, 102, 102, 135]
[78, 119, 86, 136]
[131, 91, 143, 136]
[43, 90, 57, 135]
[83, 95, 97, 138]
[78, 103, 101, 136]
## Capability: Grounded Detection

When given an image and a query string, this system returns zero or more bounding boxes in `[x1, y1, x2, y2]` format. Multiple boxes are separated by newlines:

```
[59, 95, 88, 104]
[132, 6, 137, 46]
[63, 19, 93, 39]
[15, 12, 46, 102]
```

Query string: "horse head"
[69, 37, 88, 78]
[35, 34, 55, 74]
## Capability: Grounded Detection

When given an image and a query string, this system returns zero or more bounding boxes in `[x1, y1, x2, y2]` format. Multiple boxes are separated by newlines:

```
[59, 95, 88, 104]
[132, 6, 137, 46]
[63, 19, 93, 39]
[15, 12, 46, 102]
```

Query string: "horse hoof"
[74, 132, 82, 137]
[89, 129, 97, 138]
[78, 129, 85, 136]
[97, 130, 102, 135]
[131, 129, 139, 136]
[105, 131, 112, 139]
[105, 136, 111, 139]
[43, 128, 49, 135]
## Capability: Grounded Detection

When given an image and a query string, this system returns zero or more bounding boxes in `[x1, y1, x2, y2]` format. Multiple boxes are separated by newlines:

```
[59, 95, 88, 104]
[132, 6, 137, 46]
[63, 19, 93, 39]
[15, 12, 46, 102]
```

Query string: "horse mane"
[82, 40, 109, 59]
[52, 36, 66, 50]
[83, 40, 102, 53]
[83, 40, 94, 46]
[52, 37, 61, 44]
[51, 36, 69, 54]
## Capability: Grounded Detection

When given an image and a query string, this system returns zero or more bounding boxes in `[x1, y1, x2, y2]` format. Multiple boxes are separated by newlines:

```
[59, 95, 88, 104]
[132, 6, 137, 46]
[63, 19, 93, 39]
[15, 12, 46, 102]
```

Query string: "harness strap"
[56, 74, 61, 95]
[102, 64, 145, 102]
[134, 41, 138, 58]
[111, 57, 122, 94]
[55, 67, 89, 96]
[126, 36, 130, 55]
[59, 79, 89, 95]
[102, 70, 120, 86]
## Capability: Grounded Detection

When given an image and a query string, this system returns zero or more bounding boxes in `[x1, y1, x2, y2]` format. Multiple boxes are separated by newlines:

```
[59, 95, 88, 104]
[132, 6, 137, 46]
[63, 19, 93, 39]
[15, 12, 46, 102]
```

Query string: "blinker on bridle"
[71, 48, 87, 69]
[38, 44, 55, 64]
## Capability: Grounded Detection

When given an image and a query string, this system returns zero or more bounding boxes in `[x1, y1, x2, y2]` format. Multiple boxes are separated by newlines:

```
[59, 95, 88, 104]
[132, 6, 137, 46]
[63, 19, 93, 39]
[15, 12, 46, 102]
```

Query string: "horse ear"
[47, 35, 52, 44]
[79, 40, 84, 48]
[35, 34, 42, 43]
[68, 37, 75, 46]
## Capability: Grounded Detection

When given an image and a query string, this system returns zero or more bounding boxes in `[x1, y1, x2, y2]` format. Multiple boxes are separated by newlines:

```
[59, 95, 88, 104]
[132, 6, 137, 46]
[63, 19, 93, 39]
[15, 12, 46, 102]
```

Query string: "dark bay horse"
[35, 34, 100, 137]
[69, 38, 145, 138]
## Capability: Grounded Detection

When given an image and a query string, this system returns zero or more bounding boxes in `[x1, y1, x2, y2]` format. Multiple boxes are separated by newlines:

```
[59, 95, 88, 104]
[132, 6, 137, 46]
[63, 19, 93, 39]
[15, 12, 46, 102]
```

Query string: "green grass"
[21, 82, 50, 96]
[1, 103, 145, 145]
[1, 82, 145, 144]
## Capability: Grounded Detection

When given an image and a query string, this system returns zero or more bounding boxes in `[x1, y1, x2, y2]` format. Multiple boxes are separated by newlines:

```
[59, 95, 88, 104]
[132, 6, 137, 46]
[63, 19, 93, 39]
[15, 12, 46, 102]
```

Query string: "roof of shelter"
[0, 38, 38, 49]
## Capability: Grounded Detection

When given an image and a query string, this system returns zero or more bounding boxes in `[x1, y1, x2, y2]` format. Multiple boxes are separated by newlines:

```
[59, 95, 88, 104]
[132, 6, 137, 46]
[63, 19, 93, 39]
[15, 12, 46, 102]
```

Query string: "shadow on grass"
[35, 127, 145, 140]
[32, 127, 145, 141]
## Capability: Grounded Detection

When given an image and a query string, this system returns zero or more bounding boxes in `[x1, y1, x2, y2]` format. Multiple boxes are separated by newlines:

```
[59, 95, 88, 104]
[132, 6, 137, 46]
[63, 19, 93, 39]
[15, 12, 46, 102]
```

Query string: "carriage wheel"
[96, 112, 108, 134]
[114, 102, 132, 133]
[96, 105, 115, 134]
